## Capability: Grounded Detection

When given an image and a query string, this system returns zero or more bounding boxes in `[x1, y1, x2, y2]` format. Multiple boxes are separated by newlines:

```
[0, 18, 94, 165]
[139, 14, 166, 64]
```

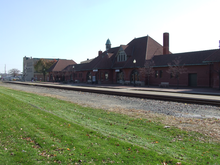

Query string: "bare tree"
[8, 68, 20, 77]
[140, 60, 155, 87]
[167, 57, 187, 89]
[34, 59, 57, 81]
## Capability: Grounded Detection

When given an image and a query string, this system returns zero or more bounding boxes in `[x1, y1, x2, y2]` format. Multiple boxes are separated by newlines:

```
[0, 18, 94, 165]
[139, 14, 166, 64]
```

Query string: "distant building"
[23, 57, 72, 81]
[47, 59, 76, 82]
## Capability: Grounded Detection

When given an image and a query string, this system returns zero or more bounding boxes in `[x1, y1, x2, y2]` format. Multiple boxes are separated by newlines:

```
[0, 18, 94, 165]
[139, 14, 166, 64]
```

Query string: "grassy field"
[0, 86, 220, 165]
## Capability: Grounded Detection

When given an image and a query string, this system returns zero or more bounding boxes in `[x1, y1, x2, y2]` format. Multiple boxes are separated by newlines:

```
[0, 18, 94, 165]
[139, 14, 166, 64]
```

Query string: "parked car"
[9, 77, 20, 81]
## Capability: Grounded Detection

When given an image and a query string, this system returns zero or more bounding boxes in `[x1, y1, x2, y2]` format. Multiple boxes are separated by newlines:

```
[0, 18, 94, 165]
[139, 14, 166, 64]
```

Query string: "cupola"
[106, 39, 111, 51]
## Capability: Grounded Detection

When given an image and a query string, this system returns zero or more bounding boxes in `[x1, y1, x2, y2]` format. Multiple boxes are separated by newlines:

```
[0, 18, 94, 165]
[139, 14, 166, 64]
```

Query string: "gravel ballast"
[1, 82, 220, 119]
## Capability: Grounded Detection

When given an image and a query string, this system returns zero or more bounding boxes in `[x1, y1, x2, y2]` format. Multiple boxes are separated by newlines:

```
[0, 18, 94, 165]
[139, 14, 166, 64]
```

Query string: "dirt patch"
[108, 107, 220, 142]
[38, 93, 67, 100]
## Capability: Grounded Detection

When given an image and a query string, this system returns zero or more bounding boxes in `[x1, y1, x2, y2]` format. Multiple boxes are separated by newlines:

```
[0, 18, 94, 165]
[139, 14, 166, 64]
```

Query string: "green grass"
[0, 86, 219, 164]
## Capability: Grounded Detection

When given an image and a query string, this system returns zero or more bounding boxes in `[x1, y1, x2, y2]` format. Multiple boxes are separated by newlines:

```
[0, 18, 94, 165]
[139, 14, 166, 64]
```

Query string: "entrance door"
[188, 73, 197, 87]
[116, 71, 124, 84]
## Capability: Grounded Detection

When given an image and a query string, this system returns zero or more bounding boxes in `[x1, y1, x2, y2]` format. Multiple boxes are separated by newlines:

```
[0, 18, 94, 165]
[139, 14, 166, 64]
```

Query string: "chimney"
[98, 50, 102, 56]
[163, 32, 169, 55]
[219, 40, 220, 49]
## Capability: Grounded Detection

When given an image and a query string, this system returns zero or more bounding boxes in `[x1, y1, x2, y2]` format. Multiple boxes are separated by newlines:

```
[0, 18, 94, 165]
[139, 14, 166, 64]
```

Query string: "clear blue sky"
[0, 0, 219, 73]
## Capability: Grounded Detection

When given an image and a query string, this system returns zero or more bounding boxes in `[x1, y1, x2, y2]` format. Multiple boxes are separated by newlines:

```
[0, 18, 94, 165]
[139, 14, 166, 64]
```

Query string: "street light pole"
[43, 69, 46, 82]
[133, 59, 136, 87]
[72, 66, 75, 83]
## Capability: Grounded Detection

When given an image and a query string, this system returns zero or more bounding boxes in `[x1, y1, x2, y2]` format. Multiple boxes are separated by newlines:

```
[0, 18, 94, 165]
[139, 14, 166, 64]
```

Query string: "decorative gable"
[117, 47, 127, 62]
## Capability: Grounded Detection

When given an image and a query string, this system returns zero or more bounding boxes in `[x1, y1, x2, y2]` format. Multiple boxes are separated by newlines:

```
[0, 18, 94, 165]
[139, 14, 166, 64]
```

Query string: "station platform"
[4, 81, 220, 104]
[40, 82, 220, 96]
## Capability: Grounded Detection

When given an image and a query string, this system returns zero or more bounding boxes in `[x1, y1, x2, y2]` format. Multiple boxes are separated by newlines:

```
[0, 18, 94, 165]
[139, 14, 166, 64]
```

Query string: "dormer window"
[117, 51, 127, 62]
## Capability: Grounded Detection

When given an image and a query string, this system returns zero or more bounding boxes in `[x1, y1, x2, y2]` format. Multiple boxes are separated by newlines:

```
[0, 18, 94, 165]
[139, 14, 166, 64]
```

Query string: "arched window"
[130, 70, 139, 83]
[105, 72, 109, 80]
[86, 72, 92, 81]
[117, 51, 127, 62]
[116, 71, 124, 83]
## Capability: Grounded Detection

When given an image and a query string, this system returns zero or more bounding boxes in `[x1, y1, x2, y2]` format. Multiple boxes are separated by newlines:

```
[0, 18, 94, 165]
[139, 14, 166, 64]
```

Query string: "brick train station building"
[48, 33, 220, 89]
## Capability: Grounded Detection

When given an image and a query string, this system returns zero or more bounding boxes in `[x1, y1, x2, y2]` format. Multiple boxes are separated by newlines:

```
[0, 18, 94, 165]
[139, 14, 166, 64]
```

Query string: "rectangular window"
[159, 70, 163, 78]
[155, 70, 159, 78]
[170, 73, 173, 78]
[105, 72, 108, 80]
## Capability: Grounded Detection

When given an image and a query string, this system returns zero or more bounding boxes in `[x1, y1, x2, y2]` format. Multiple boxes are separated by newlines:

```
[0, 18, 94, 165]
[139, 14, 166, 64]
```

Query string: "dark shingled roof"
[152, 49, 220, 67]
[55, 36, 220, 72]
[60, 35, 167, 71]
[49, 36, 220, 73]
[204, 49, 220, 62]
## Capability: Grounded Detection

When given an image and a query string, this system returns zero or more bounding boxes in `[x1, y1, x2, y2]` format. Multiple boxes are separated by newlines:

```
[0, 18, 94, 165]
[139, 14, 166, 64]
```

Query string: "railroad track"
[4, 81, 220, 107]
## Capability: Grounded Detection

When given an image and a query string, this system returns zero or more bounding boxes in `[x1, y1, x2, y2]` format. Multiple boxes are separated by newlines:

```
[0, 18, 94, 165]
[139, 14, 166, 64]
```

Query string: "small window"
[105, 72, 108, 80]
[155, 70, 159, 78]
[159, 70, 163, 78]
[170, 73, 173, 78]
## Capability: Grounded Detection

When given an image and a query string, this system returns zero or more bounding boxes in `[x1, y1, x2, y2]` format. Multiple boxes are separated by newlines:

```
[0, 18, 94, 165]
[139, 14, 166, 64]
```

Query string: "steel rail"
[4, 81, 220, 107]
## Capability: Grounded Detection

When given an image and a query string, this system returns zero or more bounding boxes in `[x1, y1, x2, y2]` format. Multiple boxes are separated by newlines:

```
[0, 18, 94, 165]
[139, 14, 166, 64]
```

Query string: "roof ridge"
[153, 49, 219, 58]
[127, 35, 148, 45]
[173, 48, 219, 55]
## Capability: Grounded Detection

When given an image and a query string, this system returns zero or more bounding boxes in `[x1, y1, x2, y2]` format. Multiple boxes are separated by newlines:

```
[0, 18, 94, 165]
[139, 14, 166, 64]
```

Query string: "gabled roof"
[69, 35, 166, 71]
[112, 35, 165, 69]
[152, 49, 219, 67]
[48, 60, 76, 72]
[73, 55, 104, 71]
[94, 47, 120, 69]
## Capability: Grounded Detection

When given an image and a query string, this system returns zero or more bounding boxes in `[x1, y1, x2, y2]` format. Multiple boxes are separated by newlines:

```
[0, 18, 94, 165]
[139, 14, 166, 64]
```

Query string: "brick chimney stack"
[163, 32, 169, 55]
[98, 50, 102, 56]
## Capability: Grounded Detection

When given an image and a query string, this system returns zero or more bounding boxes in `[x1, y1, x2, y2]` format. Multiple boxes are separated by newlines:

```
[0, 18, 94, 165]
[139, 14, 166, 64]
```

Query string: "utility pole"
[4, 64, 6, 77]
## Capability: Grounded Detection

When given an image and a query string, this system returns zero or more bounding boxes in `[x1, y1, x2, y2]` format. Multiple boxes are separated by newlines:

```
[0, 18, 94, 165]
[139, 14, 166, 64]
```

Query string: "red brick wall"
[112, 68, 145, 84]
[212, 62, 220, 89]
[34, 73, 49, 81]
[150, 65, 211, 87]
[49, 62, 220, 89]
